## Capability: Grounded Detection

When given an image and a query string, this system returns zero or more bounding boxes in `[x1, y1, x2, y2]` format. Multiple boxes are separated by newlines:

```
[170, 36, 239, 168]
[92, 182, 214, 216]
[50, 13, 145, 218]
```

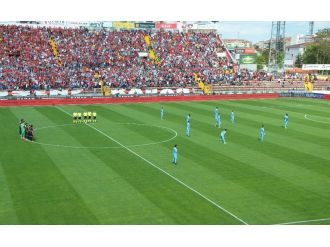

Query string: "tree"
[295, 54, 303, 68]
[261, 49, 270, 63]
[315, 28, 330, 40]
[303, 44, 320, 64]
[256, 54, 266, 71]
[315, 29, 330, 65]
[303, 29, 330, 65]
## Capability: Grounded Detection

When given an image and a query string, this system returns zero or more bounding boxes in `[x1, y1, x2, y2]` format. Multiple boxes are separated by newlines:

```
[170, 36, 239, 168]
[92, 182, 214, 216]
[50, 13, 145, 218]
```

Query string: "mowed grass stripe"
[262, 98, 330, 113]
[0, 161, 19, 224]
[242, 99, 330, 130]
[0, 109, 20, 224]
[234, 99, 330, 126]
[56, 105, 242, 224]
[244, 99, 330, 118]
[194, 101, 330, 155]
[162, 101, 330, 165]
[278, 98, 330, 108]
[2, 98, 329, 225]
[139, 101, 330, 188]
[201, 100, 330, 141]
[140, 102, 330, 223]
[113, 103, 329, 224]
[36, 106, 183, 224]
[170, 101, 330, 179]
[1, 107, 99, 224]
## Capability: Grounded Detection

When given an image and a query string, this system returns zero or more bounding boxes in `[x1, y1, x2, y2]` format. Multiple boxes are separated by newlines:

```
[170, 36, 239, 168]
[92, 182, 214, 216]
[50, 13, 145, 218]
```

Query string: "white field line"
[275, 217, 330, 225]
[56, 106, 248, 225]
[32, 123, 177, 149]
[261, 107, 330, 124]
[304, 114, 330, 124]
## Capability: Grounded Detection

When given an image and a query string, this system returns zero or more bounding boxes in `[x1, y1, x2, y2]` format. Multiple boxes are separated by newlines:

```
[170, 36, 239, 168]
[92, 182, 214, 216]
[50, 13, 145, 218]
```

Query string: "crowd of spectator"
[0, 24, 236, 90]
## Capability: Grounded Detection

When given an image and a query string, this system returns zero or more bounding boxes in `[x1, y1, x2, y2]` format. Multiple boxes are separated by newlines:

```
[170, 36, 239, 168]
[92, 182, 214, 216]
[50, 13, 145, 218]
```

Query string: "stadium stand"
[0, 25, 233, 91]
[0, 24, 329, 94]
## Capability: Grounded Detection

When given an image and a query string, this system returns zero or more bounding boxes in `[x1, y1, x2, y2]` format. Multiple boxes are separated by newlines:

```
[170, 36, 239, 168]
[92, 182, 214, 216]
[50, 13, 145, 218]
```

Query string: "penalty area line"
[55, 106, 248, 225]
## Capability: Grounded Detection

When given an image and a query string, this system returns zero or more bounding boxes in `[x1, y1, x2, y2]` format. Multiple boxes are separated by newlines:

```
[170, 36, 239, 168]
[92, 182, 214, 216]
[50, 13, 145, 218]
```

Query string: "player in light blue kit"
[220, 129, 227, 144]
[186, 114, 191, 124]
[185, 114, 191, 136]
[214, 107, 219, 118]
[186, 121, 191, 137]
[260, 125, 265, 142]
[172, 144, 178, 165]
[160, 106, 164, 120]
[214, 107, 219, 126]
[230, 110, 235, 123]
[283, 113, 288, 128]
[216, 113, 221, 128]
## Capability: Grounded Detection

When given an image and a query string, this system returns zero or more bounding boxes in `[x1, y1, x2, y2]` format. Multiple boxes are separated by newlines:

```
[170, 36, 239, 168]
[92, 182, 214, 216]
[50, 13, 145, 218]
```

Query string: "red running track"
[0, 93, 279, 107]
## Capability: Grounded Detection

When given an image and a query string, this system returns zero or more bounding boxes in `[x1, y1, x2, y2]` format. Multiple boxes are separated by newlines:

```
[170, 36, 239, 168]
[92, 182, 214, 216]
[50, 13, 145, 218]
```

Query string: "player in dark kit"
[83, 112, 88, 123]
[77, 112, 82, 123]
[73, 112, 78, 124]
[26, 125, 34, 141]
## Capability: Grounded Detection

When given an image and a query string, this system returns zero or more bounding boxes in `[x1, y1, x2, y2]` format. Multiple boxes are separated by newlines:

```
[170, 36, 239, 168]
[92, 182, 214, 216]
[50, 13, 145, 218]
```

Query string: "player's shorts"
[93, 116, 96, 119]
[74, 117, 77, 120]
[88, 116, 92, 119]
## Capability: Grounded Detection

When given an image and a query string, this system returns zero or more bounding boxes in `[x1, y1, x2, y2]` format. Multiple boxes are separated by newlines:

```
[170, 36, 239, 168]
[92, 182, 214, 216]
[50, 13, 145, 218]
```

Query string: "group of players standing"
[72, 112, 97, 124]
[167, 106, 289, 165]
[19, 119, 34, 141]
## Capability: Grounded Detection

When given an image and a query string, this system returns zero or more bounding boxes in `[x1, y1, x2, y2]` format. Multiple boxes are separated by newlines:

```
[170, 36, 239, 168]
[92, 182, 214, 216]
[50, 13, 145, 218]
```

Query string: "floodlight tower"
[268, 21, 286, 72]
[309, 21, 314, 35]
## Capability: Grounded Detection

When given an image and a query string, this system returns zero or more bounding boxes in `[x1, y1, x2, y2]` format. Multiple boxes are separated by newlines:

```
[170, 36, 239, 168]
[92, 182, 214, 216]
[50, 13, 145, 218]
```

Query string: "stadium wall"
[0, 93, 279, 107]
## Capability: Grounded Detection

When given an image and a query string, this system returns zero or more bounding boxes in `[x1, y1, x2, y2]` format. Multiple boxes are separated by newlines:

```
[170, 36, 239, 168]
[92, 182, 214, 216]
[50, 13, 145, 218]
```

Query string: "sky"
[219, 21, 330, 43]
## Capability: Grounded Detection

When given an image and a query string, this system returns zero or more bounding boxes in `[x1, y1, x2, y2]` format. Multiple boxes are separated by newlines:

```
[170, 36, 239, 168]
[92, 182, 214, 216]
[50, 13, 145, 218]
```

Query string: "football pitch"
[1, 97, 330, 225]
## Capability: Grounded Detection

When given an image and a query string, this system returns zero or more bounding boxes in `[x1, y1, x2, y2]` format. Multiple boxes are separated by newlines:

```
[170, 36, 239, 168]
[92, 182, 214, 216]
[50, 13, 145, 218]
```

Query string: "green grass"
[1, 98, 330, 225]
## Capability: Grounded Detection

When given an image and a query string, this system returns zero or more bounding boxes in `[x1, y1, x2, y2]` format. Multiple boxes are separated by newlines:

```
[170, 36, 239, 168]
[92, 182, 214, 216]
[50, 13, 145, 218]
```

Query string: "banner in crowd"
[0, 90, 84, 97]
[88, 22, 104, 28]
[0, 91, 8, 97]
[135, 22, 155, 29]
[235, 48, 245, 54]
[155, 22, 177, 29]
[225, 41, 251, 50]
[302, 64, 330, 70]
[239, 54, 256, 64]
[180, 23, 198, 30]
[102, 22, 113, 28]
[236, 48, 255, 54]
[280, 91, 324, 99]
[113, 22, 135, 29]
[179, 22, 217, 30]
[14, 21, 104, 28]
[40, 21, 91, 28]
[244, 48, 255, 54]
